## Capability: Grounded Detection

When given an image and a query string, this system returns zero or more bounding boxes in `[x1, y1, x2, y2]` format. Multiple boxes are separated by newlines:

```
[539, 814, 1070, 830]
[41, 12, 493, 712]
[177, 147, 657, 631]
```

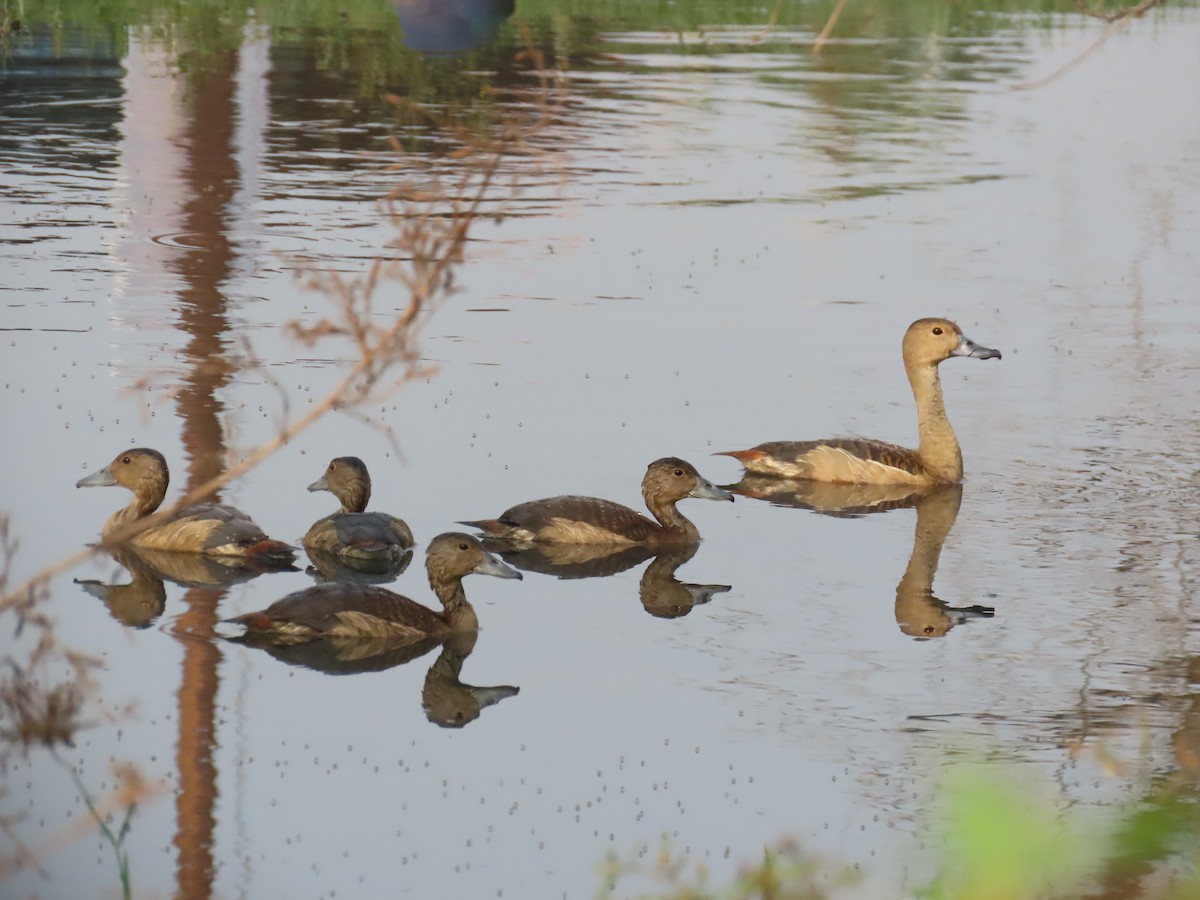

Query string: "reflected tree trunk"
[168, 43, 242, 900]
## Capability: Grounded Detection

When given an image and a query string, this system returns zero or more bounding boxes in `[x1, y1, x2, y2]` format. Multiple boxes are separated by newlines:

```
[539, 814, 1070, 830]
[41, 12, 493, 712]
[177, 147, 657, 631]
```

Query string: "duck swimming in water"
[303, 456, 414, 559]
[227, 532, 521, 641]
[460, 457, 733, 545]
[76, 448, 294, 561]
[719, 318, 1001, 485]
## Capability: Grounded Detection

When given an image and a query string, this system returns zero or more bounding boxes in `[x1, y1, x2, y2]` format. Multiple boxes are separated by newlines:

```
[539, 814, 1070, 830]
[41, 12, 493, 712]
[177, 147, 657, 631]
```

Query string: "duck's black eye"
[924, 626, 935, 634]
[121, 456, 131, 465]
[459, 542, 470, 551]
[932, 327, 943, 336]
[673, 468, 684, 477]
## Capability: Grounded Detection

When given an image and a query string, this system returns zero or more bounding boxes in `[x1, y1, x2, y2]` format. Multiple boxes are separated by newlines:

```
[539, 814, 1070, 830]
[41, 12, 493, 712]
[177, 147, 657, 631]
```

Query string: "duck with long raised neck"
[227, 533, 521, 641]
[76, 448, 295, 561]
[719, 318, 1001, 485]
[459, 456, 734, 545]
[303, 456, 414, 559]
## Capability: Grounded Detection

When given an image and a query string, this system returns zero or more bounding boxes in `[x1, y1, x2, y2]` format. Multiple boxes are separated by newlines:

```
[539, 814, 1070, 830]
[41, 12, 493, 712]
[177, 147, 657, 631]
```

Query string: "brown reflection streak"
[169, 46, 242, 900]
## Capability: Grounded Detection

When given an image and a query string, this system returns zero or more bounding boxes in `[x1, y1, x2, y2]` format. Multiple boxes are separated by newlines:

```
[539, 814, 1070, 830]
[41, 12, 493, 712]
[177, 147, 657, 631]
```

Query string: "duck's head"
[903, 318, 1002, 368]
[308, 456, 371, 513]
[76, 448, 170, 499]
[425, 532, 523, 585]
[642, 457, 735, 505]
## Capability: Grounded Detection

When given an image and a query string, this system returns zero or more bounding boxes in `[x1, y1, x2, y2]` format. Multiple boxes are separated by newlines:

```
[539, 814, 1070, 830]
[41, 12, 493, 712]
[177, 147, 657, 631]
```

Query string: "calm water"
[3, 4, 1200, 897]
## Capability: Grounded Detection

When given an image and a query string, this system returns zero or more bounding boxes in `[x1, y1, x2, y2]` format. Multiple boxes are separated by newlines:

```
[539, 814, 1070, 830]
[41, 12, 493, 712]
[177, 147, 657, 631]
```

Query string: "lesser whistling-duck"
[719, 318, 1000, 485]
[227, 532, 521, 641]
[303, 456, 414, 558]
[76, 448, 294, 561]
[459, 456, 733, 545]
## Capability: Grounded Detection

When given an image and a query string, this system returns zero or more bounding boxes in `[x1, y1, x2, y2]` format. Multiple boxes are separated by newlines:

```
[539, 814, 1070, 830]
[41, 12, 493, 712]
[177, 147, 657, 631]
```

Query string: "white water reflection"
[3, 7, 1200, 898]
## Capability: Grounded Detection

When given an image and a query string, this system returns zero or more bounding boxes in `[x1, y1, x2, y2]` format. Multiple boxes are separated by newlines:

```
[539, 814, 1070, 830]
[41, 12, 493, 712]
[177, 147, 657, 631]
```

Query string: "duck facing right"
[719, 317, 1001, 485]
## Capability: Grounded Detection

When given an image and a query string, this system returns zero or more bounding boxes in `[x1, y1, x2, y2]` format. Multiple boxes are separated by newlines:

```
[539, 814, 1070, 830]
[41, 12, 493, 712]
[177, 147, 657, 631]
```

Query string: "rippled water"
[3, 5, 1200, 898]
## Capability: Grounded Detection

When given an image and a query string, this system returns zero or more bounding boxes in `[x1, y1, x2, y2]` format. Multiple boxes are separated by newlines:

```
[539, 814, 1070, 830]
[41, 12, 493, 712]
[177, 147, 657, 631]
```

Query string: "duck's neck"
[104, 482, 166, 537]
[908, 361, 963, 483]
[430, 574, 479, 631]
[643, 491, 698, 541]
[338, 483, 369, 514]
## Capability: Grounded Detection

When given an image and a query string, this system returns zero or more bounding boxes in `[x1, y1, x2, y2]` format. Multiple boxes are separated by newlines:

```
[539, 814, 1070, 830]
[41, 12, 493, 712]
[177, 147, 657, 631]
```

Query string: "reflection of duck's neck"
[895, 485, 963, 638]
[908, 360, 962, 483]
[643, 490, 697, 541]
[425, 632, 478, 685]
[897, 484, 962, 596]
[639, 545, 731, 619]
[423, 631, 519, 727]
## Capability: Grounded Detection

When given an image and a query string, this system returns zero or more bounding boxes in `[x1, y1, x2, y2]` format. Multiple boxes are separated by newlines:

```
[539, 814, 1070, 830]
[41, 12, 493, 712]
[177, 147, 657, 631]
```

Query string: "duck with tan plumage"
[302, 456, 414, 562]
[460, 456, 733, 546]
[76, 448, 295, 563]
[720, 317, 1001, 485]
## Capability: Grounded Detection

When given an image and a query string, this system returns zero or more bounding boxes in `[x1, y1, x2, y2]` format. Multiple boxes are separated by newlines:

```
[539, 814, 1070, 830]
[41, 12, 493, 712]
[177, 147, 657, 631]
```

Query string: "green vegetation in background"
[602, 763, 1200, 899]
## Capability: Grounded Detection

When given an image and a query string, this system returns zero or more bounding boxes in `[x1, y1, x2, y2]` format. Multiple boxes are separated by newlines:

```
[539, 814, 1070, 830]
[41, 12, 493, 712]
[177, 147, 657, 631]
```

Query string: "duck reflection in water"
[75, 543, 291, 628]
[892, 484, 994, 639]
[304, 545, 413, 586]
[483, 541, 730, 619]
[230, 628, 519, 727]
[724, 479, 993, 638]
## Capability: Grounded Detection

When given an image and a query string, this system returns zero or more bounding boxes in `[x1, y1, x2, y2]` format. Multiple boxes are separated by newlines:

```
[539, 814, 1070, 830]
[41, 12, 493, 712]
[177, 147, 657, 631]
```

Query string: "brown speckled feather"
[464, 495, 660, 544]
[304, 511, 415, 557]
[721, 438, 930, 484]
[230, 583, 448, 639]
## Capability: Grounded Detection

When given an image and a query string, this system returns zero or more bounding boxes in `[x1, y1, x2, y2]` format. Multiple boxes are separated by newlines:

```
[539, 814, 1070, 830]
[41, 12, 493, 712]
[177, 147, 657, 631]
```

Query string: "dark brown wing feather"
[304, 512, 414, 554]
[499, 495, 659, 542]
[238, 583, 445, 634]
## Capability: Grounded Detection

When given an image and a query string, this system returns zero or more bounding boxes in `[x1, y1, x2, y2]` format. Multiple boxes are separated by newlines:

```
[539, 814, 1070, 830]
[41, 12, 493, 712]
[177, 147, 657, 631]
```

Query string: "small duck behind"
[76, 448, 294, 561]
[228, 532, 521, 640]
[460, 456, 733, 545]
[303, 456, 414, 559]
[719, 318, 1001, 485]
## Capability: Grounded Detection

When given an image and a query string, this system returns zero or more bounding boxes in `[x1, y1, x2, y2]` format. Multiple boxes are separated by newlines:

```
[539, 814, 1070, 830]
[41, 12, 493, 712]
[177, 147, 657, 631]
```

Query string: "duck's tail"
[456, 519, 507, 536]
[225, 610, 276, 631]
[714, 449, 763, 465]
[243, 539, 298, 562]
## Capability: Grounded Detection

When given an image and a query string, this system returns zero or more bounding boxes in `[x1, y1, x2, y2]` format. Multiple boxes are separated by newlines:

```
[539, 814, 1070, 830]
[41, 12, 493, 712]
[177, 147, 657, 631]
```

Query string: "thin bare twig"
[812, 0, 849, 57]
[1014, 0, 1166, 90]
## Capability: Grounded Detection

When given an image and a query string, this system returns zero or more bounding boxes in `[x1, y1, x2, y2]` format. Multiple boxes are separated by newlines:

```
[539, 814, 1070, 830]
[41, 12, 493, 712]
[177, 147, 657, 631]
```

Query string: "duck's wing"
[462, 495, 657, 544]
[231, 583, 445, 639]
[131, 503, 294, 560]
[718, 439, 929, 484]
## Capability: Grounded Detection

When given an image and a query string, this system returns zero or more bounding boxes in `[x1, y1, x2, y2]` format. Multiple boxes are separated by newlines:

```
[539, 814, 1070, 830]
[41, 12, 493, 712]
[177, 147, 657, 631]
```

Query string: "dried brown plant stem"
[751, 0, 785, 43]
[1014, 0, 1165, 90]
[812, 0, 849, 57]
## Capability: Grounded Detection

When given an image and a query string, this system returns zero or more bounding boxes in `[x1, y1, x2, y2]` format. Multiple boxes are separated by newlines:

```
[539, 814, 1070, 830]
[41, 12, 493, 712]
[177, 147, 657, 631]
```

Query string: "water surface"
[2, 4, 1200, 897]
